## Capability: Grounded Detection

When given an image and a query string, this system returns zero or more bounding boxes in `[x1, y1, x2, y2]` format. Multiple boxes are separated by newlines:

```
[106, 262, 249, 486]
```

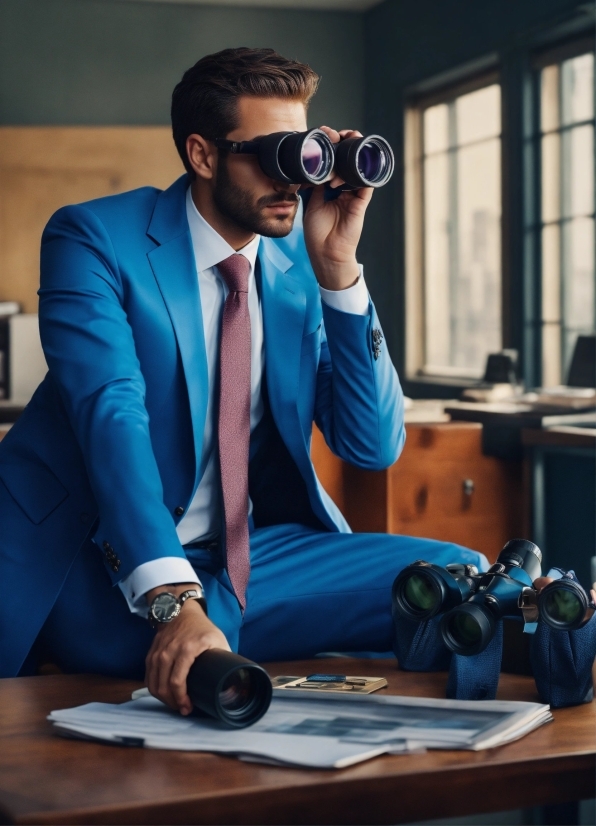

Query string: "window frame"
[404, 69, 503, 385]
[528, 36, 595, 387]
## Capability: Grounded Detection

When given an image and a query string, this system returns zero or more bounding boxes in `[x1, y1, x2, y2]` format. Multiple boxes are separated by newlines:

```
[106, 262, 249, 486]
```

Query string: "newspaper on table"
[48, 690, 552, 770]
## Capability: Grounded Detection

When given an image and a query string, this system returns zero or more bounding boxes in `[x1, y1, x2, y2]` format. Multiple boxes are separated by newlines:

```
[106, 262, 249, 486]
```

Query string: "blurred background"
[0, 0, 594, 397]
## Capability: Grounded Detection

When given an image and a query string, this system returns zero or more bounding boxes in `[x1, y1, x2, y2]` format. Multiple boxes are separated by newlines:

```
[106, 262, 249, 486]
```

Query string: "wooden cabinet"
[312, 422, 527, 564]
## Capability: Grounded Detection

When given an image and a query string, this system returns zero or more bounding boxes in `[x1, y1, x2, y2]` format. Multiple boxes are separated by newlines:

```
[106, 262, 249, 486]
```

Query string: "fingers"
[169, 644, 197, 716]
[533, 576, 554, 592]
[145, 606, 232, 715]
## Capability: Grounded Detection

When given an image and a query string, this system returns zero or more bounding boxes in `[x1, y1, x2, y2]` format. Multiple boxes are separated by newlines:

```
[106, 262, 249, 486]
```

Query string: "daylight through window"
[540, 51, 595, 386]
[421, 83, 502, 378]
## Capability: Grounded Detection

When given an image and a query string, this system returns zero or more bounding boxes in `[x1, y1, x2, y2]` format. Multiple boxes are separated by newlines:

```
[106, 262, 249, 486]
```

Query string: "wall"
[0, 0, 364, 131]
[361, 0, 594, 376]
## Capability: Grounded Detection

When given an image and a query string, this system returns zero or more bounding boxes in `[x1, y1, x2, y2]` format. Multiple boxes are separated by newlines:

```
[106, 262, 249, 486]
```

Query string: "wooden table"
[0, 659, 594, 825]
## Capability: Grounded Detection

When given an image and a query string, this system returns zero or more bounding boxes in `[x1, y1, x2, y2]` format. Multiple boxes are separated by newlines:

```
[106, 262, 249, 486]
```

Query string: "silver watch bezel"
[149, 592, 181, 626]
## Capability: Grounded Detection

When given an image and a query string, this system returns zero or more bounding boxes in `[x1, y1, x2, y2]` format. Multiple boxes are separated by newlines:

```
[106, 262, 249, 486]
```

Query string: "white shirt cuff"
[118, 557, 201, 617]
[319, 266, 369, 316]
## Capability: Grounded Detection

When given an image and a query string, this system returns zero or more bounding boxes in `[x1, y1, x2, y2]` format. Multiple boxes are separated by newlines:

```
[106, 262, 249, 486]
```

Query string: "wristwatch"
[148, 586, 208, 628]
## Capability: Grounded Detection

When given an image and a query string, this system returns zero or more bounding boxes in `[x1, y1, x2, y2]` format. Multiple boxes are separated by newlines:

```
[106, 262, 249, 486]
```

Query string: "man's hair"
[171, 47, 320, 175]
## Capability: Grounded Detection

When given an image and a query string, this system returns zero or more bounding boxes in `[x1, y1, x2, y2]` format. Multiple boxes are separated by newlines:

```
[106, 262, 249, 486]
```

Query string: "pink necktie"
[217, 254, 251, 610]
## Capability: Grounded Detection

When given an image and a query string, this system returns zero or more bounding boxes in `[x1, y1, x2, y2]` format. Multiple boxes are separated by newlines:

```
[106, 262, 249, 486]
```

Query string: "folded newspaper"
[48, 690, 552, 769]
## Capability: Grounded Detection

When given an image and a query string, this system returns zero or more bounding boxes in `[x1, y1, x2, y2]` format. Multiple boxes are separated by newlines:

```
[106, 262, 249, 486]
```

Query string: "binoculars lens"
[403, 573, 439, 613]
[334, 135, 394, 189]
[301, 137, 326, 178]
[447, 612, 482, 649]
[218, 667, 253, 712]
[544, 589, 582, 625]
[357, 139, 390, 184]
[441, 603, 495, 656]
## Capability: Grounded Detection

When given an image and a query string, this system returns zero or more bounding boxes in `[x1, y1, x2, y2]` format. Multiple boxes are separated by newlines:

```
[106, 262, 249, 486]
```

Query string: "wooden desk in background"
[0, 659, 594, 825]
[312, 422, 526, 564]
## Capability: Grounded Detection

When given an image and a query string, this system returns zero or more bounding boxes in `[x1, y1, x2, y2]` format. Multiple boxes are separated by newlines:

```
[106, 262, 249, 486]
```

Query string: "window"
[539, 50, 595, 386]
[406, 79, 502, 380]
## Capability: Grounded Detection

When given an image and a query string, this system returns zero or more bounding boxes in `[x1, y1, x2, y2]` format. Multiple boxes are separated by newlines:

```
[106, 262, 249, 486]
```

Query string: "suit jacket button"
[175, 506, 185, 516]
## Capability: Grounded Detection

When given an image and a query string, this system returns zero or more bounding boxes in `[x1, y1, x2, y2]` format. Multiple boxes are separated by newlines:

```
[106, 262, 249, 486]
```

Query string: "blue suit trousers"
[31, 525, 487, 678]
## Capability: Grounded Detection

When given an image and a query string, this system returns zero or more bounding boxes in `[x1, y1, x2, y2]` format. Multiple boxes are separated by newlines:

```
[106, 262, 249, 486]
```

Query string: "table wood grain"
[0, 659, 594, 825]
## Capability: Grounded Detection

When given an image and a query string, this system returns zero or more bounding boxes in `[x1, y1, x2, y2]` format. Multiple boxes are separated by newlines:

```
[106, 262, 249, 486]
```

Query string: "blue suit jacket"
[0, 174, 404, 676]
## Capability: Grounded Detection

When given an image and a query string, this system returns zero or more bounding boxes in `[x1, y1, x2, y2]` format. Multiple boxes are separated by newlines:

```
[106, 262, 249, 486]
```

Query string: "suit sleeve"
[39, 204, 188, 584]
[313, 294, 406, 472]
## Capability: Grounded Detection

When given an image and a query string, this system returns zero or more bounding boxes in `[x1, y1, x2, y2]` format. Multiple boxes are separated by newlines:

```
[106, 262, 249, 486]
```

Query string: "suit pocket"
[301, 324, 322, 355]
[0, 456, 69, 525]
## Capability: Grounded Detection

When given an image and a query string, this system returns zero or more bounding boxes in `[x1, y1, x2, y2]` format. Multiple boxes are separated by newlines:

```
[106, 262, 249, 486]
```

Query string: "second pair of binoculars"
[392, 539, 595, 657]
[214, 128, 394, 189]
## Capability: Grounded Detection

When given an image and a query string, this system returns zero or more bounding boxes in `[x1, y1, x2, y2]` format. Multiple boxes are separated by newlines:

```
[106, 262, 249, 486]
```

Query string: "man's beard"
[213, 156, 299, 238]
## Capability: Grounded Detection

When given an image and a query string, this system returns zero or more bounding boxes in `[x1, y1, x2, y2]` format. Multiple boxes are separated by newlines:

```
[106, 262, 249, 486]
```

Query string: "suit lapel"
[146, 175, 208, 490]
[258, 237, 308, 471]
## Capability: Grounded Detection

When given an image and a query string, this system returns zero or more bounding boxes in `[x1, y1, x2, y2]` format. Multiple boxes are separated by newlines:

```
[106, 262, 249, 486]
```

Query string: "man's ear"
[186, 134, 217, 181]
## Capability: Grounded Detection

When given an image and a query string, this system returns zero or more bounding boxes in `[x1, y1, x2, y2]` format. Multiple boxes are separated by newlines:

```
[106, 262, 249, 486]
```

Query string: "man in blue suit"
[0, 48, 485, 713]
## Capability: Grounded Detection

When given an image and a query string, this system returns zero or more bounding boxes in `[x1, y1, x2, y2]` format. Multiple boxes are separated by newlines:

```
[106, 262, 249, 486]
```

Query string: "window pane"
[561, 52, 594, 126]
[562, 124, 594, 218]
[456, 84, 501, 145]
[541, 64, 560, 133]
[453, 138, 501, 369]
[542, 323, 562, 387]
[562, 217, 595, 331]
[541, 132, 561, 223]
[424, 153, 450, 367]
[541, 224, 561, 323]
[423, 103, 449, 154]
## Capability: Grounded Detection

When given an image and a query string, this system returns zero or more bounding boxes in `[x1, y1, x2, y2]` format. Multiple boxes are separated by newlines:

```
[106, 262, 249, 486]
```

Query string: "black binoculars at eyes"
[186, 649, 272, 728]
[215, 128, 394, 189]
[393, 539, 595, 657]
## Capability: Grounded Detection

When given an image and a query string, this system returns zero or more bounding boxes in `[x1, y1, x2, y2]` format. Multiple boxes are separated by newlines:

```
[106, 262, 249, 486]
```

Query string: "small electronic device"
[271, 674, 387, 694]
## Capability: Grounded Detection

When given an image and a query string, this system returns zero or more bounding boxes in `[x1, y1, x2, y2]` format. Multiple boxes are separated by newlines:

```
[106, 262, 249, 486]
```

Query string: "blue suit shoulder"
[42, 185, 162, 245]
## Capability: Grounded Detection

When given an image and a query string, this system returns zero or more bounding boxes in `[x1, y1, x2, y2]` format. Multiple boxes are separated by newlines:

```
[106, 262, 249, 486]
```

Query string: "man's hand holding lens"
[145, 584, 231, 716]
[303, 126, 374, 292]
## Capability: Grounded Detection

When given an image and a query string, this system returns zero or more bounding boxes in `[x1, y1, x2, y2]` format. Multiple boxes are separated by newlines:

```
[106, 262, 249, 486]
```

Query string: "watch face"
[151, 593, 180, 623]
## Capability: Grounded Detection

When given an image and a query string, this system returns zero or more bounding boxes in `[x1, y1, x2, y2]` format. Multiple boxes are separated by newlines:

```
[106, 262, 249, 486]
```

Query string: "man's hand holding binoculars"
[303, 127, 373, 292]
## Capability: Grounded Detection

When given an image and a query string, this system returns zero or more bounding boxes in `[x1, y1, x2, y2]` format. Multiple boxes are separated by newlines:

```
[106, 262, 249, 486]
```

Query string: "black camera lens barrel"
[186, 649, 272, 728]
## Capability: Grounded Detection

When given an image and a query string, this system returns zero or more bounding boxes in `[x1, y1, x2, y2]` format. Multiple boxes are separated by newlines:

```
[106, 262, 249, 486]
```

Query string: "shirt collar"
[185, 186, 261, 274]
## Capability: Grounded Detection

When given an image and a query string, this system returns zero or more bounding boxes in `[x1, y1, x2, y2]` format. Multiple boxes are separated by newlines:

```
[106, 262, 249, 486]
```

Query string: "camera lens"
[218, 668, 253, 712]
[403, 573, 440, 613]
[187, 649, 272, 728]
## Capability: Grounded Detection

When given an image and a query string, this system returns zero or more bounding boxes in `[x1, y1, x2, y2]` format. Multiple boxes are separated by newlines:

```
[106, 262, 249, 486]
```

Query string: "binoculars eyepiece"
[187, 649, 272, 728]
[215, 129, 395, 189]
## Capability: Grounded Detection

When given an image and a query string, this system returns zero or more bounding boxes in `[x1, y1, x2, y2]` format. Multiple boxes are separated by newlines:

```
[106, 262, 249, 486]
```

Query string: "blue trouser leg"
[238, 525, 488, 662]
[34, 528, 487, 678]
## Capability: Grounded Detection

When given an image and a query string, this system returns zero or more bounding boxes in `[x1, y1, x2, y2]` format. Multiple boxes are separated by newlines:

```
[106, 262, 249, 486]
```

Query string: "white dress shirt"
[119, 188, 369, 614]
